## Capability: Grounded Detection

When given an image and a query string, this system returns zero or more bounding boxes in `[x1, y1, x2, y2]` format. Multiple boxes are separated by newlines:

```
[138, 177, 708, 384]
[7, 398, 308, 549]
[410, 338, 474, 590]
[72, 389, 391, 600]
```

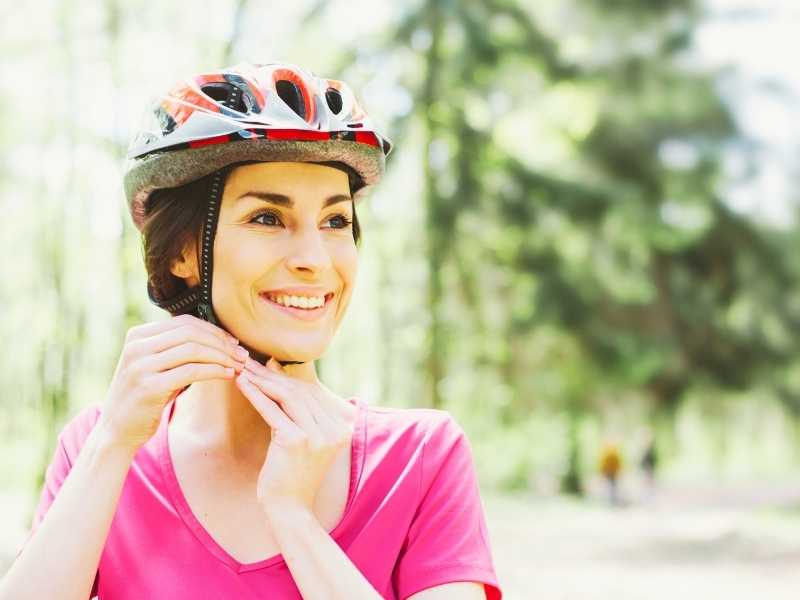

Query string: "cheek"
[332, 240, 358, 284]
[215, 231, 278, 295]
[332, 242, 359, 314]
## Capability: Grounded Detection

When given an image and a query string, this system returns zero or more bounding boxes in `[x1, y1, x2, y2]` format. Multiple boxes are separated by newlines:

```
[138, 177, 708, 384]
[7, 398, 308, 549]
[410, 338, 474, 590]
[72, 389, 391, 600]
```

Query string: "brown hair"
[142, 162, 362, 303]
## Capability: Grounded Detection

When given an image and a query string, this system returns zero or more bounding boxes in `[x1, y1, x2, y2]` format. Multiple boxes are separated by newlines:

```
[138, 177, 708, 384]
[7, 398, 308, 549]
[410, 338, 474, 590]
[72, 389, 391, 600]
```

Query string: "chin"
[256, 340, 329, 364]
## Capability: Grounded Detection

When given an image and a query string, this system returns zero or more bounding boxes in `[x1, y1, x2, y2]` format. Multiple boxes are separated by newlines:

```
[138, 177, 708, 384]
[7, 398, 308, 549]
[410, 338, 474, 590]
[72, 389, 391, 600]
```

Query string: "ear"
[169, 241, 200, 287]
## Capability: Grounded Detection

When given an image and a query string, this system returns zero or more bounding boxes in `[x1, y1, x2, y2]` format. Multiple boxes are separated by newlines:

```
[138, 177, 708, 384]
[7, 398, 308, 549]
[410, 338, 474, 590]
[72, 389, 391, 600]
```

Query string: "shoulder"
[362, 401, 468, 458]
[365, 401, 461, 433]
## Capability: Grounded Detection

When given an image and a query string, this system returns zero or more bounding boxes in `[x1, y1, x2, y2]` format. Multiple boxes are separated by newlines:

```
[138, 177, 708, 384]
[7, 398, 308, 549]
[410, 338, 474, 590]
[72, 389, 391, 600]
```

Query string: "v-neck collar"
[157, 391, 368, 574]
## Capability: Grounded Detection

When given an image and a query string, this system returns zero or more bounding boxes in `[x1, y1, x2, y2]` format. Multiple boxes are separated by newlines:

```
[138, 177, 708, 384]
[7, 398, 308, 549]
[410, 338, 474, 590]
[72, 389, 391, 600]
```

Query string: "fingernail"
[235, 346, 249, 361]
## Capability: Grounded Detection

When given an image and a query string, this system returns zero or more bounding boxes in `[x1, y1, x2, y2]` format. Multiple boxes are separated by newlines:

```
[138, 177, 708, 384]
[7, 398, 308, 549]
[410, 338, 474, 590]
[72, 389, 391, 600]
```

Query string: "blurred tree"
[104, 0, 146, 342]
[372, 0, 799, 490]
[32, 0, 89, 495]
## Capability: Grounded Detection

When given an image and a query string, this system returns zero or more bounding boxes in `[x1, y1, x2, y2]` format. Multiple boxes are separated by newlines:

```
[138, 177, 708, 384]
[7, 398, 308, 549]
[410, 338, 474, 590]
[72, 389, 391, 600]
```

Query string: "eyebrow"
[235, 192, 352, 209]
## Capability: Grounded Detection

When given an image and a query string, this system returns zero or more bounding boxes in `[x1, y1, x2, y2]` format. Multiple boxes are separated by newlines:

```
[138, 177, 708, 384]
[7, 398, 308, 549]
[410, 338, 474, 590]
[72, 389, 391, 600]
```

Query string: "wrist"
[91, 417, 140, 460]
[260, 498, 313, 523]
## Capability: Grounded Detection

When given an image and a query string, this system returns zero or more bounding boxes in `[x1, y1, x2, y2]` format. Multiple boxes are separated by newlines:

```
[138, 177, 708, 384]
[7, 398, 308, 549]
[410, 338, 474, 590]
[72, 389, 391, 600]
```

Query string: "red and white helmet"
[124, 61, 393, 231]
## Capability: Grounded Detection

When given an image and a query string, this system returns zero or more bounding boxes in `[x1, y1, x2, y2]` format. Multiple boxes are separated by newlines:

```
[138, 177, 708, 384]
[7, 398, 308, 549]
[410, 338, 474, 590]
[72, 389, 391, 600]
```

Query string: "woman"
[3, 62, 502, 600]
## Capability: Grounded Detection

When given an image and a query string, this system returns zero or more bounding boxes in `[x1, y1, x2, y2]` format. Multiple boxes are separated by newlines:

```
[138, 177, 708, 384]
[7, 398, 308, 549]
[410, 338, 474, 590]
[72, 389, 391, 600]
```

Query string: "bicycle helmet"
[123, 61, 393, 365]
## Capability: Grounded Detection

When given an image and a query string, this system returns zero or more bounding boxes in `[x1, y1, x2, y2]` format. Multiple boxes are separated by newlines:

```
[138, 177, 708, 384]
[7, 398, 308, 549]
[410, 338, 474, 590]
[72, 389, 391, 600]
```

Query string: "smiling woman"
[167, 161, 361, 366]
[3, 61, 502, 600]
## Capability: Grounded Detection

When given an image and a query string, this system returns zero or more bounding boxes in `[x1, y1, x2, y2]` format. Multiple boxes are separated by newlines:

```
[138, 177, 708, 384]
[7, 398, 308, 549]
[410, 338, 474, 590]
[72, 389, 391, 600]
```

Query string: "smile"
[258, 292, 334, 321]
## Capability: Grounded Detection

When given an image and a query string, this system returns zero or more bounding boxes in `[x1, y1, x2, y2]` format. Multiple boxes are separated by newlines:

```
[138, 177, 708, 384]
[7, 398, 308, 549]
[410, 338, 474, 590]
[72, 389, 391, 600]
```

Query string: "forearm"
[265, 505, 383, 600]
[0, 423, 137, 600]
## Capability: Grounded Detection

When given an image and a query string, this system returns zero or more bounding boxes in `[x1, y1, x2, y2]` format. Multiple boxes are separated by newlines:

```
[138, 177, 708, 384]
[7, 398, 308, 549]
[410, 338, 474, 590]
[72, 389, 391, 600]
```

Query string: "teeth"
[267, 294, 326, 309]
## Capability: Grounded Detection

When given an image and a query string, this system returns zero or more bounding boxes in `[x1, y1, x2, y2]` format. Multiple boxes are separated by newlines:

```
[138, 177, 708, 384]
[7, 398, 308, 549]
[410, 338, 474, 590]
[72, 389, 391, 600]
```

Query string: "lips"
[261, 287, 334, 298]
[258, 291, 335, 321]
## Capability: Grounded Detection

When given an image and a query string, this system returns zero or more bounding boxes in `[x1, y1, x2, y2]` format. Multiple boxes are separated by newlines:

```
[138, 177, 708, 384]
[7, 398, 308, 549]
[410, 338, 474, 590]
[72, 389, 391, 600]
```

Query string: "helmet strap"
[195, 167, 225, 326]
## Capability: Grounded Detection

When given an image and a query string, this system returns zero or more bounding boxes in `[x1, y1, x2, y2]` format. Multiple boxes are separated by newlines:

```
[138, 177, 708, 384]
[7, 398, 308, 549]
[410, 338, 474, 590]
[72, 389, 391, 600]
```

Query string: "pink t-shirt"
[16, 395, 502, 599]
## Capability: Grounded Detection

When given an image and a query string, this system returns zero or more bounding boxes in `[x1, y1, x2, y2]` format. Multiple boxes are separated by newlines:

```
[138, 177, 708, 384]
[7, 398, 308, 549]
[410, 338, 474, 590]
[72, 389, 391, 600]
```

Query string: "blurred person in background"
[599, 438, 624, 507]
[638, 427, 658, 503]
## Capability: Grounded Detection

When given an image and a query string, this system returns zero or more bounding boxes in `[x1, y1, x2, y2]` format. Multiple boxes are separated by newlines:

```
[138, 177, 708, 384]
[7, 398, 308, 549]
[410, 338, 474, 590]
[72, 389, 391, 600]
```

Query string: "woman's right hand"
[97, 314, 249, 453]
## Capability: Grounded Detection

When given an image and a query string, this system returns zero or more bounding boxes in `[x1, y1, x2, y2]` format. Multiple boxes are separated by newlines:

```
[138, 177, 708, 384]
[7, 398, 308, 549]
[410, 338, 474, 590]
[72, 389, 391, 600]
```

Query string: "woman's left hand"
[235, 356, 354, 516]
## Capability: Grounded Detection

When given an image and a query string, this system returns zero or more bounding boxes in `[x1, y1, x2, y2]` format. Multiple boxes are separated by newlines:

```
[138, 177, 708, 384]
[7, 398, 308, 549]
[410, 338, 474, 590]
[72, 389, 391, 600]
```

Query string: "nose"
[285, 225, 332, 275]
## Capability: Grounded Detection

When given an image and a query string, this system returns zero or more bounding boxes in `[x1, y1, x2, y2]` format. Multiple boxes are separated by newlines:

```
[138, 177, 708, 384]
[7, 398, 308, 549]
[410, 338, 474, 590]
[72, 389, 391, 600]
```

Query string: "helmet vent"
[201, 83, 247, 113]
[325, 88, 343, 114]
[275, 80, 307, 120]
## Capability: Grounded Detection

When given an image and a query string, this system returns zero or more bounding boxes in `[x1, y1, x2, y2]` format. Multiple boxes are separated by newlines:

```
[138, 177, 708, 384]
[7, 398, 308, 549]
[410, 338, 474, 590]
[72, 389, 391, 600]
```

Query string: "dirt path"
[484, 484, 800, 600]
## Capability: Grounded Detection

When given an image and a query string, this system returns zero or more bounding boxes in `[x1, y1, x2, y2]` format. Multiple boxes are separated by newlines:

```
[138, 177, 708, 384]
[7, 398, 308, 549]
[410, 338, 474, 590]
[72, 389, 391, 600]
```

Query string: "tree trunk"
[421, 0, 445, 409]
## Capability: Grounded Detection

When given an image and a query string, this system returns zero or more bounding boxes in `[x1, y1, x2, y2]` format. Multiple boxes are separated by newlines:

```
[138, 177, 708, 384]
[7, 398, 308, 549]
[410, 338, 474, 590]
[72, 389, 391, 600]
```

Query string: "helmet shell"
[124, 62, 392, 231]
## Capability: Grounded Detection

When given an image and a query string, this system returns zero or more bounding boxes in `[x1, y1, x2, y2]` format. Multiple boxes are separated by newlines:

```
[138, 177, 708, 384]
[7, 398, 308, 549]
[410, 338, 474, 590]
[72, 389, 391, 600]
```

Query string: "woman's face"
[176, 161, 358, 362]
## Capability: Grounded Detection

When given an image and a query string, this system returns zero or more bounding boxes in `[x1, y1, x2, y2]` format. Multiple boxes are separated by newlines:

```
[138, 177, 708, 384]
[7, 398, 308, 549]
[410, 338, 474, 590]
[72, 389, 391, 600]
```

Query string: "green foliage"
[374, 0, 800, 491]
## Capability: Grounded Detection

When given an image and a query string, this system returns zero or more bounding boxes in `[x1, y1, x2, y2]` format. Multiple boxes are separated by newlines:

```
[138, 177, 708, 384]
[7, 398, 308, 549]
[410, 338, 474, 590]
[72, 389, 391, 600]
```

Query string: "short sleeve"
[14, 411, 101, 598]
[392, 414, 502, 600]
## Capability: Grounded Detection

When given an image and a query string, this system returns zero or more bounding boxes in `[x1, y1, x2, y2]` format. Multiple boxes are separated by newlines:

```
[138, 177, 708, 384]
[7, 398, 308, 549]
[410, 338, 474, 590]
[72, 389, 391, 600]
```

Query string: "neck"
[170, 360, 321, 463]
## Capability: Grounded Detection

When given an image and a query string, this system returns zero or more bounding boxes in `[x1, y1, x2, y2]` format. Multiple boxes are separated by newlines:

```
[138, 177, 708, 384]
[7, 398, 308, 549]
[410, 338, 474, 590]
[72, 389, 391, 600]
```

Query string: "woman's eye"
[249, 211, 351, 229]
[251, 211, 282, 226]
[325, 214, 353, 229]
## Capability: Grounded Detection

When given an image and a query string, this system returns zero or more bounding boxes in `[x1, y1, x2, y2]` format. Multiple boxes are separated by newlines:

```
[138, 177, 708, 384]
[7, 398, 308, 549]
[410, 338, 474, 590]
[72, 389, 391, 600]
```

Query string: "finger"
[245, 356, 285, 379]
[235, 373, 301, 437]
[303, 400, 343, 445]
[247, 356, 289, 377]
[304, 388, 345, 438]
[139, 340, 247, 374]
[244, 356, 273, 376]
[241, 369, 323, 441]
[128, 323, 242, 362]
[244, 357, 351, 420]
[128, 314, 236, 345]
[149, 362, 235, 392]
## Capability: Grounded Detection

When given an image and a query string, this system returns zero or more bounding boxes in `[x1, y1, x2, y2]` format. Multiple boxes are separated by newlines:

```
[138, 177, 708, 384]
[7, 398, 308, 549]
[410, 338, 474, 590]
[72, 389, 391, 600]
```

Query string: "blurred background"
[2, 0, 799, 598]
